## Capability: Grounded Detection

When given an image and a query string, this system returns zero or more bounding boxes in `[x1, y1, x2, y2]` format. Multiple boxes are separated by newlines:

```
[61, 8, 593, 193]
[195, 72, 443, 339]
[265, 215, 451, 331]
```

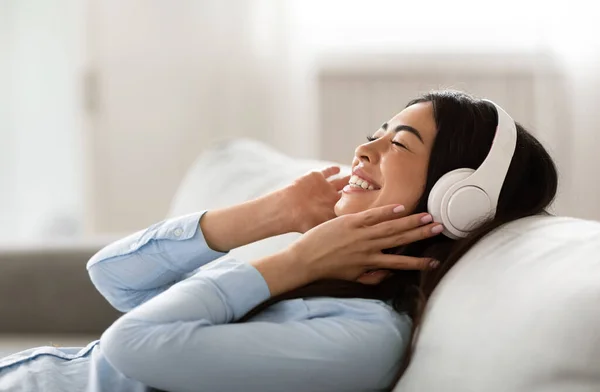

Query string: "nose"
[354, 140, 380, 165]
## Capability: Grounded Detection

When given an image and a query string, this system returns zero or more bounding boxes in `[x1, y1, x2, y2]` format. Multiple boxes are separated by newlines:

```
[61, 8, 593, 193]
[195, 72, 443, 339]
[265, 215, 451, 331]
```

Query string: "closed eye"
[367, 135, 409, 150]
[392, 141, 408, 149]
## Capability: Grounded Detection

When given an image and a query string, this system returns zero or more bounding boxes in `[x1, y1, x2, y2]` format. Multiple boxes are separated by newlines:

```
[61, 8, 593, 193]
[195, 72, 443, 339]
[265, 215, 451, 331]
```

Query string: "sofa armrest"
[0, 243, 122, 334]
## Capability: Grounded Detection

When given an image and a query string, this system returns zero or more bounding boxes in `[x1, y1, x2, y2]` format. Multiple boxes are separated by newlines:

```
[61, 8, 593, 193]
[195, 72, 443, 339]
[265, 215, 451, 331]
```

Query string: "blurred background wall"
[0, 0, 86, 240]
[0, 0, 598, 243]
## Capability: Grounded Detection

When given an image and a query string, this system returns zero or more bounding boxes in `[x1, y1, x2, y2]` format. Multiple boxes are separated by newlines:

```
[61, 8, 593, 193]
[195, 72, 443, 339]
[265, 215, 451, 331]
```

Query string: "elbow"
[88, 263, 134, 313]
[101, 317, 143, 378]
[101, 316, 176, 388]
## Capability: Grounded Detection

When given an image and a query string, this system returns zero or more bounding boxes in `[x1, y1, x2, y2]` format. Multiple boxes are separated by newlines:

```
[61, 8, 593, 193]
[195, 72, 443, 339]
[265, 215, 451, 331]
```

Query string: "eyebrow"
[381, 123, 424, 144]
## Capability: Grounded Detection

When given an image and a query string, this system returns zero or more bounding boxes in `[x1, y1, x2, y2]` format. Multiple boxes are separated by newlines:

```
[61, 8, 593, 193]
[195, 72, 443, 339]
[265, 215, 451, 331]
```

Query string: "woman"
[0, 90, 557, 391]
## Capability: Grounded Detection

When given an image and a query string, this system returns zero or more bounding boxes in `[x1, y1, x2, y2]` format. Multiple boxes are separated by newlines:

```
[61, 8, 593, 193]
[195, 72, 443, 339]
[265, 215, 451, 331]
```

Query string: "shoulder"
[305, 297, 411, 324]
[300, 297, 412, 388]
[253, 296, 412, 353]
[232, 297, 413, 391]
[302, 296, 412, 351]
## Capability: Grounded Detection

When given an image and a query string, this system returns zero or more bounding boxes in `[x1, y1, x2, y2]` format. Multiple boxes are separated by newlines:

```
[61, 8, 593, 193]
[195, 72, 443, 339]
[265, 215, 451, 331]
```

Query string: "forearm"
[100, 256, 405, 392]
[250, 250, 310, 296]
[200, 190, 293, 252]
[87, 211, 226, 312]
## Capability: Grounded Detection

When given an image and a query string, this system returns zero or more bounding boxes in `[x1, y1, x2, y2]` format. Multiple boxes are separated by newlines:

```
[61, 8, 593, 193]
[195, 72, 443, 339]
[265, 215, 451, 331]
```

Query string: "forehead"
[386, 102, 437, 146]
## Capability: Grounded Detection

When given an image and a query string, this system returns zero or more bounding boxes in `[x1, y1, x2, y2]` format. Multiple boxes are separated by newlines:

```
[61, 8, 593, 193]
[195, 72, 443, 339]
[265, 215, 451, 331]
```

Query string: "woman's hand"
[282, 166, 350, 233]
[200, 166, 347, 252]
[251, 204, 444, 296]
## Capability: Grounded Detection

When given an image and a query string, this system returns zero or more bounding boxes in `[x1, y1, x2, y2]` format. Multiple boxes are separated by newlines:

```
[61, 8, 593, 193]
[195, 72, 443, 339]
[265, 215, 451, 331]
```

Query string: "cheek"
[399, 187, 425, 213]
[380, 168, 427, 212]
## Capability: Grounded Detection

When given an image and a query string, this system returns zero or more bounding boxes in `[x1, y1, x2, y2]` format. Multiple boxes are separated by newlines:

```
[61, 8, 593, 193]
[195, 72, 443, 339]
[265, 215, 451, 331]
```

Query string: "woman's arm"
[100, 257, 411, 392]
[87, 167, 349, 313]
[87, 192, 291, 313]
[198, 189, 295, 252]
[101, 204, 441, 392]
[86, 211, 225, 312]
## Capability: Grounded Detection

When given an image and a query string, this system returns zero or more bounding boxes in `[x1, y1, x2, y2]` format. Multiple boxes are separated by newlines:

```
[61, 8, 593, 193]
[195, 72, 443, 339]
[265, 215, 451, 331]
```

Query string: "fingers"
[330, 175, 351, 191]
[369, 254, 438, 271]
[370, 221, 443, 250]
[356, 269, 392, 285]
[356, 204, 407, 227]
[370, 212, 443, 239]
[320, 166, 340, 178]
[369, 211, 430, 236]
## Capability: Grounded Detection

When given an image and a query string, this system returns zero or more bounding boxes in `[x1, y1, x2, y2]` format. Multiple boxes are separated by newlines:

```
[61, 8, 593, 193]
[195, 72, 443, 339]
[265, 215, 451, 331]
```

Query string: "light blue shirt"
[0, 211, 411, 392]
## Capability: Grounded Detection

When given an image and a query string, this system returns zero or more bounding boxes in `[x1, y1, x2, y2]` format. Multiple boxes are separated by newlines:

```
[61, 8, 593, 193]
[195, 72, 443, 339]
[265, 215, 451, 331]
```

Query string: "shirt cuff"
[87, 211, 227, 273]
[201, 259, 271, 321]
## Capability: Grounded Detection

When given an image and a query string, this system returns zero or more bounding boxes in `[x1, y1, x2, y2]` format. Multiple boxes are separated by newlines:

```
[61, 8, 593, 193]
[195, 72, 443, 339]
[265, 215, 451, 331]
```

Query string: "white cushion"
[395, 215, 600, 392]
[168, 138, 351, 262]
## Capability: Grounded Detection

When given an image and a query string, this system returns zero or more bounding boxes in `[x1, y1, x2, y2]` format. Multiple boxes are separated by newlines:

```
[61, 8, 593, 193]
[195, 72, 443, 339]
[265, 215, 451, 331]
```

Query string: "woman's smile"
[343, 167, 382, 193]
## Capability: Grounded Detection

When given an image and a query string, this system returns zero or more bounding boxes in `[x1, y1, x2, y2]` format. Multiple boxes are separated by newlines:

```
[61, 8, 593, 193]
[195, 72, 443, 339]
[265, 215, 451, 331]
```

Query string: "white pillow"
[168, 138, 351, 262]
[395, 214, 600, 392]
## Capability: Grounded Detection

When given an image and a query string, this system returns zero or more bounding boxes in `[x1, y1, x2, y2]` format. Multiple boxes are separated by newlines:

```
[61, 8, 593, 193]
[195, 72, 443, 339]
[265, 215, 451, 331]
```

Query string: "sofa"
[0, 240, 122, 357]
[1, 139, 599, 391]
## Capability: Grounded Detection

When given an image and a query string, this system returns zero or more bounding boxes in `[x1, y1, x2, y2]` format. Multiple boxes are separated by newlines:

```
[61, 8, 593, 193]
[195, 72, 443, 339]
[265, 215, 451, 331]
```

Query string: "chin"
[333, 203, 342, 217]
[333, 202, 346, 217]
[334, 199, 363, 217]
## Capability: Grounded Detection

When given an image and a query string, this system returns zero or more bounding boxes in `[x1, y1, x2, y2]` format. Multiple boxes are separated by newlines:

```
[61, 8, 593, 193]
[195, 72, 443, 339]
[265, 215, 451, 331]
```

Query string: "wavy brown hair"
[238, 90, 558, 388]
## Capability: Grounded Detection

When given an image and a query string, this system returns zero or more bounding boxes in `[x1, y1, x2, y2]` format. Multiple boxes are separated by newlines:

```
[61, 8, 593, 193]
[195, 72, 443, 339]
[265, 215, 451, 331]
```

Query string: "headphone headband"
[427, 99, 518, 239]
[450, 99, 518, 210]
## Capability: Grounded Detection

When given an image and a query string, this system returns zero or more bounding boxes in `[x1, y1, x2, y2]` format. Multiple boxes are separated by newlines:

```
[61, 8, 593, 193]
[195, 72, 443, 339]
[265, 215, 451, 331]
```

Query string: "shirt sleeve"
[86, 211, 227, 312]
[100, 258, 410, 392]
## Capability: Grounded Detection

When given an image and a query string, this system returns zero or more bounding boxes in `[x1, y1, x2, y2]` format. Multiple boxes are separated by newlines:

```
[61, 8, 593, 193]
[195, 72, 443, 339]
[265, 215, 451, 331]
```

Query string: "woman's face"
[335, 102, 437, 216]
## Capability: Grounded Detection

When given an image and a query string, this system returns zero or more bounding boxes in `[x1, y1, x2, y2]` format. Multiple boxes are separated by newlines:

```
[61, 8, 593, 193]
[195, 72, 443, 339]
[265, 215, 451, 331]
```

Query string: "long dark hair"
[238, 90, 558, 387]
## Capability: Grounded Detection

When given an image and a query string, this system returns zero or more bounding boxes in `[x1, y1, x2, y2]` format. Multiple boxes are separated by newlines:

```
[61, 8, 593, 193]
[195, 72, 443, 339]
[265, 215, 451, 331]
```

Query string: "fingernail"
[421, 214, 433, 224]
[393, 205, 405, 213]
[431, 224, 444, 234]
[429, 259, 440, 269]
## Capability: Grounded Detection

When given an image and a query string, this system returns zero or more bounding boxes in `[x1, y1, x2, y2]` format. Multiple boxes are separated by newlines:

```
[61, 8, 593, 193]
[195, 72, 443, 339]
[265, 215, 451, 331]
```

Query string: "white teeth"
[348, 174, 378, 191]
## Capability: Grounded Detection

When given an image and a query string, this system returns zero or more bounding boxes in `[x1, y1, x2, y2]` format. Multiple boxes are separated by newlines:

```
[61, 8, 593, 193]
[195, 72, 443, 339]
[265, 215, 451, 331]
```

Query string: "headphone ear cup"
[427, 168, 475, 238]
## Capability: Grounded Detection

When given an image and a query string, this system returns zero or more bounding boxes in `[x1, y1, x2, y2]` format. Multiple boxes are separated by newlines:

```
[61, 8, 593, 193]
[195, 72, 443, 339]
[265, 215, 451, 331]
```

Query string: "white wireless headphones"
[427, 99, 517, 239]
